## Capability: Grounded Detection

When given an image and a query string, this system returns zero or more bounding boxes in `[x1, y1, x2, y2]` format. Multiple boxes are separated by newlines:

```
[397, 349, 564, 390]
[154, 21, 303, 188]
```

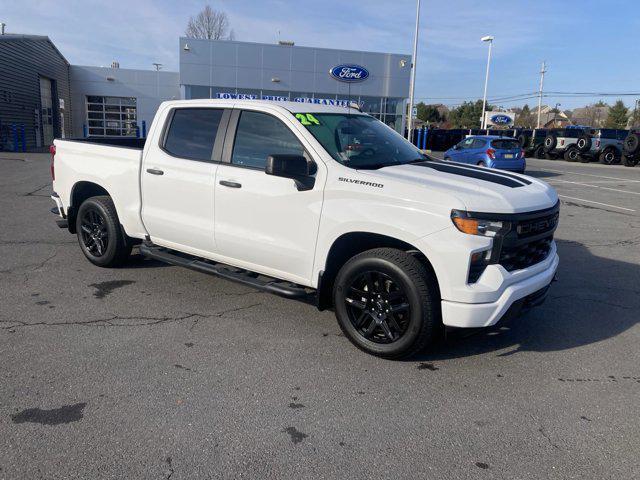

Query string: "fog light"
[468, 248, 492, 283]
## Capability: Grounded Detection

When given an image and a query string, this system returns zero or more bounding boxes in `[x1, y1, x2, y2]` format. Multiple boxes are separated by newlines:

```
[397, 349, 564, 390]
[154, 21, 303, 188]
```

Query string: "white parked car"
[50, 100, 559, 358]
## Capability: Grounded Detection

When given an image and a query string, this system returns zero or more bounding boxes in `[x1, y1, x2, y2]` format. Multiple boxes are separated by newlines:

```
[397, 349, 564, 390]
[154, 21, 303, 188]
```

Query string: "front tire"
[332, 248, 439, 359]
[76, 196, 132, 267]
[564, 147, 579, 162]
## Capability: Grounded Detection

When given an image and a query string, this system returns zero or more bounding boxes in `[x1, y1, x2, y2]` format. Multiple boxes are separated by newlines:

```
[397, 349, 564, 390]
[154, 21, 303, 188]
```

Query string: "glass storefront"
[184, 85, 405, 133]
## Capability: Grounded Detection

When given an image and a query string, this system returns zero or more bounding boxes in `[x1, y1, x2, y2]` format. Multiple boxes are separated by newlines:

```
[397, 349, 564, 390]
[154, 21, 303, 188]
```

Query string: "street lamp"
[406, 0, 421, 144]
[480, 35, 494, 130]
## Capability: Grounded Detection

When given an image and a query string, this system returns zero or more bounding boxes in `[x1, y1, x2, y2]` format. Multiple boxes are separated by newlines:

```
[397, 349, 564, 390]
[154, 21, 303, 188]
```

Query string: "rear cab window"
[163, 108, 224, 161]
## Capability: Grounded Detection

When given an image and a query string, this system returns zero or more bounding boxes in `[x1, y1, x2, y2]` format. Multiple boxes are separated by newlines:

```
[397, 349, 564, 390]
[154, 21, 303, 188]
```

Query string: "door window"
[163, 108, 224, 161]
[472, 139, 487, 149]
[459, 138, 474, 149]
[231, 111, 304, 169]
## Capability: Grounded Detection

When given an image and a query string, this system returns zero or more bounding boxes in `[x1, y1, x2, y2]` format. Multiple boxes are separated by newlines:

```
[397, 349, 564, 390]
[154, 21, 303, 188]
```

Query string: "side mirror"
[453, 145, 460, 150]
[265, 154, 316, 191]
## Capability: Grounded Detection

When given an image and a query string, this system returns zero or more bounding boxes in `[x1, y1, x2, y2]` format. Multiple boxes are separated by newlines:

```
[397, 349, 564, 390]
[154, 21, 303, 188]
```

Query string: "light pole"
[406, 0, 420, 144]
[480, 35, 494, 130]
[152, 63, 163, 98]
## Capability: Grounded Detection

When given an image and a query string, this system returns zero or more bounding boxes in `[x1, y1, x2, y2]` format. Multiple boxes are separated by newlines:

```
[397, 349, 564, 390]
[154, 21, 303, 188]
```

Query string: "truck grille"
[499, 235, 553, 272]
[515, 212, 559, 238]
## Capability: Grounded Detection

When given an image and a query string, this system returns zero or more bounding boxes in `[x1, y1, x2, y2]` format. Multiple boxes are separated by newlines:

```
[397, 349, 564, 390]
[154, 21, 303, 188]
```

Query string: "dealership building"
[0, 32, 411, 151]
[179, 38, 411, 132]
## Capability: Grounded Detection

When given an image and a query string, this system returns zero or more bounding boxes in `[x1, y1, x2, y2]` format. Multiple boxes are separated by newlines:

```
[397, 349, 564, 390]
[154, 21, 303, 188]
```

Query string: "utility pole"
[406, 0, 420, 144]
[536, 61, 547, 129]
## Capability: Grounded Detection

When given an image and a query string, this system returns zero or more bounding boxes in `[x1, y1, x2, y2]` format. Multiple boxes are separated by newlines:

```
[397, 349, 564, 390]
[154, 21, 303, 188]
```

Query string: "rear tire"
[332, 248, 439, 359]
[599, 147, 619, 165]
[534, 145, 546, 159]
[477, 161, 487, 167]
[623, 155, 639, 167]
[76, 196, 132, 267]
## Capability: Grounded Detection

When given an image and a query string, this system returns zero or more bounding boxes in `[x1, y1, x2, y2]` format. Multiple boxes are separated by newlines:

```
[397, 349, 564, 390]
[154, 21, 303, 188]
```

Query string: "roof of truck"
[160, 99, 363, 114]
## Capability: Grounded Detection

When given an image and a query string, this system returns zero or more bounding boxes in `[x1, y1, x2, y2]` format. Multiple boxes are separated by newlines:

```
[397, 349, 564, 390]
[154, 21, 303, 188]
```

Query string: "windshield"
[296, 113, 424, 169]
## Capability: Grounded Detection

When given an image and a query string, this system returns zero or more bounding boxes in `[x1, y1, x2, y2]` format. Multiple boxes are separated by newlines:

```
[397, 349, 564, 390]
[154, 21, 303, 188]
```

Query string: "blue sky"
[6, 0, 640, 110]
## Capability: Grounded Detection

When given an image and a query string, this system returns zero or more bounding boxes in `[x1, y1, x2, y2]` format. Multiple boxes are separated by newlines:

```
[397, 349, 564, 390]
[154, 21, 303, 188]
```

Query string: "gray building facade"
[0, 34, 72, 151]
[179, 38, 411, 132]
[70, 66, 180, 138]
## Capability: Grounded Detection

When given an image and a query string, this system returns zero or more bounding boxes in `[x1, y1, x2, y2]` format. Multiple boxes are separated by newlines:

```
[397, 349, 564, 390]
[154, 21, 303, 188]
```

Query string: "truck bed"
[58, 136, 146, 149]
[52, 137, 147, 239]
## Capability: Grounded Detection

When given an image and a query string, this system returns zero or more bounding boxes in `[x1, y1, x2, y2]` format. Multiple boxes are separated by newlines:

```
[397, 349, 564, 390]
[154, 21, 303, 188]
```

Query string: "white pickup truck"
[50, 99, 559, 358]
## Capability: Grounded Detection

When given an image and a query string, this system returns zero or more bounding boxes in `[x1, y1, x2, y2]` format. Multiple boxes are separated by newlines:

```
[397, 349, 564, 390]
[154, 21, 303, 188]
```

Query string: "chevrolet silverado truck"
[50, 99, 559, 358]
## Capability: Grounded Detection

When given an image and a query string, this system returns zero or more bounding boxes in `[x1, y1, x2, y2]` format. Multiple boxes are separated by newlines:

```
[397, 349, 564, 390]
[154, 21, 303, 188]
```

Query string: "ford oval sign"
[490, 114, 512, 125]
[329, 64, 369, 82]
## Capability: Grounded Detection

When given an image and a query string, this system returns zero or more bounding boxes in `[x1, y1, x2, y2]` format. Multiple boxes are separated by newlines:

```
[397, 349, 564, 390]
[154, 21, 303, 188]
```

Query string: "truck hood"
[358, 159, 558, 213]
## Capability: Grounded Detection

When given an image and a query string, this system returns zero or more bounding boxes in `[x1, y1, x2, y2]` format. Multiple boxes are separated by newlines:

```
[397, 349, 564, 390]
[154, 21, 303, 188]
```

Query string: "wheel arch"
[316, 231, 440, 310]
[68, 181, 111, 233]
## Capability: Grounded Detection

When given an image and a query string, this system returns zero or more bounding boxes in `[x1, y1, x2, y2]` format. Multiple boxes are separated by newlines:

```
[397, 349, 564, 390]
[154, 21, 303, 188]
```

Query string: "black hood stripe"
[412, 160, 530, 188]
[438, 161, 533, 185]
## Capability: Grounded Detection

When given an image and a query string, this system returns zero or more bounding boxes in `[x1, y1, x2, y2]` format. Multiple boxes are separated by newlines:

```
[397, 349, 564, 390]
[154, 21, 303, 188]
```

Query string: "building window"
[86, 96, 137, 136]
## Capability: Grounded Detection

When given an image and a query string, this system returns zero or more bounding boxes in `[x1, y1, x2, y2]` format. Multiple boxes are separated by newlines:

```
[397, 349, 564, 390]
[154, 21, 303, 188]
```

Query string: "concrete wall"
[179, 38, 411, 99]
[69, 66, 180, 137]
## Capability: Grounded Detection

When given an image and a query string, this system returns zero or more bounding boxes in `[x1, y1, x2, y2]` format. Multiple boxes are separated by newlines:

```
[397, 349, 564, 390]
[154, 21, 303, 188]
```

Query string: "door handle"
[146, 168, 164, 175]
[219, 180, 242, 188]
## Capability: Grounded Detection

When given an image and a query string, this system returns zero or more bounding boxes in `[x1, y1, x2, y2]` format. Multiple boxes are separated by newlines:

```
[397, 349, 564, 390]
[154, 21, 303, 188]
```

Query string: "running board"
[139, 243, 314, 301]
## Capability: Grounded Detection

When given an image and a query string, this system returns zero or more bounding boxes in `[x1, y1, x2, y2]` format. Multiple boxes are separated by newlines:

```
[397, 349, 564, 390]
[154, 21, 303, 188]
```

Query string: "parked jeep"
[623, 130, 640, 167]
[578, 128, 628, 165]
[522, 128, 550, 159]
[543, 127, 592, 162]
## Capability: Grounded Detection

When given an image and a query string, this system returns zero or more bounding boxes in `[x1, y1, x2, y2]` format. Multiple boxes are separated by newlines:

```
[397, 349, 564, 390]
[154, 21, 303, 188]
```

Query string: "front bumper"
[440, 251, 558, 328]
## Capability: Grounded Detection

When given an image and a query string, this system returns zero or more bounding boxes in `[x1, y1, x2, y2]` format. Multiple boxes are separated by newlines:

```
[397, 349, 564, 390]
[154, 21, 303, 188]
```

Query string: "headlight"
[451, 210, 510, 237]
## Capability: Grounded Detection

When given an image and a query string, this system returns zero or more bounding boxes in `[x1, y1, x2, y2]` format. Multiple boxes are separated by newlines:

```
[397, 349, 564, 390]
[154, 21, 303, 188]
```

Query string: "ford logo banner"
[329, 64, 369, 82]
[490, 114, 512, 125]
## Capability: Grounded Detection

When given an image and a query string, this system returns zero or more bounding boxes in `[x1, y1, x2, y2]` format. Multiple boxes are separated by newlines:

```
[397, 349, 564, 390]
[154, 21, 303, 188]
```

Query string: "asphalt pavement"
[1, 152, 639, 479]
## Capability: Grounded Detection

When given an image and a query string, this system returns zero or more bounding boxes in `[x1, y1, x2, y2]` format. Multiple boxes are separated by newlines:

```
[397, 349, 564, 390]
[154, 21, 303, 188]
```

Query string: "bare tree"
[185, 5, 235, 40]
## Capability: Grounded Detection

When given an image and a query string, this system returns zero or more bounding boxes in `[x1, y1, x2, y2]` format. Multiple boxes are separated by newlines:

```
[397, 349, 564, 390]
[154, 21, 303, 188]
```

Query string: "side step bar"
[139, 243, 314, 301]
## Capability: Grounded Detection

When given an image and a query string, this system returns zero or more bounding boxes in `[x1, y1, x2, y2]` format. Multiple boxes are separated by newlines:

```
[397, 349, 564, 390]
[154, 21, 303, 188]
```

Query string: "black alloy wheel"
[333, 248, 438, 358]
[76, 195, 132, 267]
[343, 270, 411, 344]
[80, 208, 109, 257]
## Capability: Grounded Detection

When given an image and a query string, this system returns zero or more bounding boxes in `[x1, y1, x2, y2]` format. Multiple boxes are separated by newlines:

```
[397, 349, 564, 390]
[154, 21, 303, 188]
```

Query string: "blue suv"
[444, 135, 526, 173]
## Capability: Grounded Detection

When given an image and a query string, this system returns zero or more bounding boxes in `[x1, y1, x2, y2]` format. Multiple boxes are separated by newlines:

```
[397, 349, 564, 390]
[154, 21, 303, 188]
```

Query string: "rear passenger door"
[471, 138, 487, 164]
[141, 107, 229, 255]
[213, 108, 324, 285]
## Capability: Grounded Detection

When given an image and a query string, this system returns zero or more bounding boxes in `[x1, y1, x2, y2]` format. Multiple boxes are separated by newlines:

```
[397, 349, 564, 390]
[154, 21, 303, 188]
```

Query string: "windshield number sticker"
[295, 113, 321, 126]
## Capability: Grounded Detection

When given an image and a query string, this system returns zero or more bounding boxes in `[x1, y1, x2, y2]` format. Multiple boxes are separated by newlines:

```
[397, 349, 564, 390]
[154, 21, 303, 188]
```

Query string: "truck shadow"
[413, 239, 640, 360]
[120, 252, 168, 269]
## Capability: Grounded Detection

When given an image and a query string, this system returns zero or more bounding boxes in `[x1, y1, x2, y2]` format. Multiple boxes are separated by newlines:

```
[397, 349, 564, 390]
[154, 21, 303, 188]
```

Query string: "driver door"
[214, 108, 324, 285]
[450, 137, 473, 162]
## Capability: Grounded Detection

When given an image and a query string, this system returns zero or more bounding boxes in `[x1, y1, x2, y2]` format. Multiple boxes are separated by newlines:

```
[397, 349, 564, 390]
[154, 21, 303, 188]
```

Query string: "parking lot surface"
[1, 153, 639, 479]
